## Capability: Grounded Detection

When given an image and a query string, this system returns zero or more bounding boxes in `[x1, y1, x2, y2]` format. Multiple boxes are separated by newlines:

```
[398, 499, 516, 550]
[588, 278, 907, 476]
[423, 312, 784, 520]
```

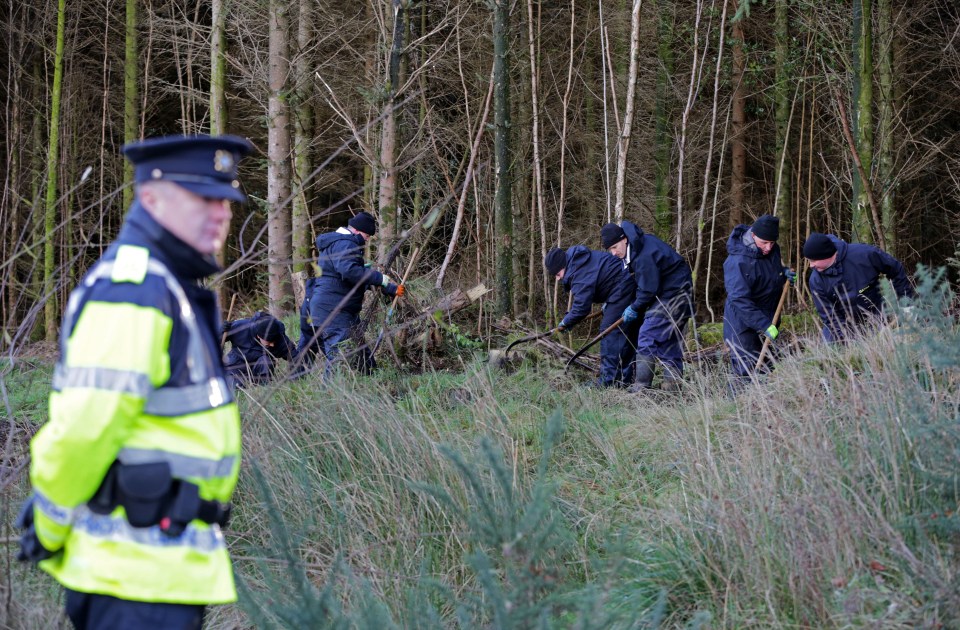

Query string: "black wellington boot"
[628, 356, 657, 393]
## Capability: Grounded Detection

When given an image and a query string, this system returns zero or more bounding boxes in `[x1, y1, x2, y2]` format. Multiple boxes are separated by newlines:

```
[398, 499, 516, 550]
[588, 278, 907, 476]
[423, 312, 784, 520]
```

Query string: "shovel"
[503, 311, 601, 356]
[504, 329, 557, 355]
[564, 316, 625, 370]
[754, 279, 790, 372]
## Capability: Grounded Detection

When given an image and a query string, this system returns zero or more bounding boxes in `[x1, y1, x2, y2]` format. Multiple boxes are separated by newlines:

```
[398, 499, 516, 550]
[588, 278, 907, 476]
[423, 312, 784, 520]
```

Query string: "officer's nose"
[209, 198, 231, 220]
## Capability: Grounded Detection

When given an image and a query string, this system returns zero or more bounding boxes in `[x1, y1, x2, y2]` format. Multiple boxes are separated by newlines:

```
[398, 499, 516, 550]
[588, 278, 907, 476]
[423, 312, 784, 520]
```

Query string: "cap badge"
[214, 150, 235, 173]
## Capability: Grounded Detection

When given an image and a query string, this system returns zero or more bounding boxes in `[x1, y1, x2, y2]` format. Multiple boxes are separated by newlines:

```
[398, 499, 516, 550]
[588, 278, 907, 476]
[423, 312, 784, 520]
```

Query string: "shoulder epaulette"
[111, 245, 150, 284]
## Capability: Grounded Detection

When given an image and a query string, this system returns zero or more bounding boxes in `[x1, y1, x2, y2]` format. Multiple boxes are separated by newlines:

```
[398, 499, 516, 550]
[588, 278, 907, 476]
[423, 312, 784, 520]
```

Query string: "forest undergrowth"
[2, 269, 959, 629]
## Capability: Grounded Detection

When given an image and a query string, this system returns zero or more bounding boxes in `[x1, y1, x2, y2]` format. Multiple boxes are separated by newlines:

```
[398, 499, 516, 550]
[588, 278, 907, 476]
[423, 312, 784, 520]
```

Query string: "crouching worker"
[600, 221, 693, 392]
[16, 134, 250, 628]
[803, 232, 914, 342]
[223, 310, 295, 387]
[544, 246, 639, 388]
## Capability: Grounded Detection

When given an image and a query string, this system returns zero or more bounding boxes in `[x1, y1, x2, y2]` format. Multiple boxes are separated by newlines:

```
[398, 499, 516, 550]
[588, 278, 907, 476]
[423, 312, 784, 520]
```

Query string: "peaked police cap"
[122, 134, 254, 202]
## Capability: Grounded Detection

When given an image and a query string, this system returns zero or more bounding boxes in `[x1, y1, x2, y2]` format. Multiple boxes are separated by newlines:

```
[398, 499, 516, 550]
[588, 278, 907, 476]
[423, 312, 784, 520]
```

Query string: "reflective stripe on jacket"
[29, 204, 240, 605]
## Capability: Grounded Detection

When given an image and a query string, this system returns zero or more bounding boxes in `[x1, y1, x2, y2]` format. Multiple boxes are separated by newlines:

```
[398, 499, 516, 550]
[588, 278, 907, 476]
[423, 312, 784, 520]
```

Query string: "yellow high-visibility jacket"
[29, 205, 241, 604]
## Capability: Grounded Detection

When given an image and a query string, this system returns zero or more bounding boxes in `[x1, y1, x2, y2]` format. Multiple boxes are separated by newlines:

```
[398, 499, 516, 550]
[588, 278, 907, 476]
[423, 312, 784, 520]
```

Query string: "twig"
[834, 88, 888, 251]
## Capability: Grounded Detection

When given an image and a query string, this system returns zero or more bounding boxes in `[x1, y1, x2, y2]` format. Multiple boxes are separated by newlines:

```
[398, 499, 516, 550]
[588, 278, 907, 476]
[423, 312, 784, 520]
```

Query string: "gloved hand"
[15, 496, 55, 564]
[553, 321, 568, 334]
[784, 268, 797, 286]
[622, 305, 639, 323]
[395, 284, 405, 298]
[764, 324, 779, 340]
[385, 282, 402, 297]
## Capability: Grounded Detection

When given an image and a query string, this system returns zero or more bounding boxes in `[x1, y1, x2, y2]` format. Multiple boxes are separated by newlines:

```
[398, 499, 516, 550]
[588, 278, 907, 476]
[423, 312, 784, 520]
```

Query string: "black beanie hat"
[348, 211, 377, 236]
[544, 247, 567, 276]
[253, 312, 286, 344]
[752, 215, 780, 241]
[600, 223, 627, 249]
[802, 233, 837, 260]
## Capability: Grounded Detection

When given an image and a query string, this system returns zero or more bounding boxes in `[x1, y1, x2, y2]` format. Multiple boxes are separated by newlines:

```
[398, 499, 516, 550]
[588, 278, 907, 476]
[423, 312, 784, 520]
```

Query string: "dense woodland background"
[4, 3, 960, 626]
[3, 0, 960, 347]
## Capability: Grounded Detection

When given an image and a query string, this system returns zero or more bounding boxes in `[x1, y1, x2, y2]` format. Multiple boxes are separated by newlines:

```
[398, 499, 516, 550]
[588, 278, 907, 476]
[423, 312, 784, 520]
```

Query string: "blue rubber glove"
[784, 268, 797, 286]
[622, 305, 639, 323]
[15, 496, 55, 564]
[764, 324, 779, 340]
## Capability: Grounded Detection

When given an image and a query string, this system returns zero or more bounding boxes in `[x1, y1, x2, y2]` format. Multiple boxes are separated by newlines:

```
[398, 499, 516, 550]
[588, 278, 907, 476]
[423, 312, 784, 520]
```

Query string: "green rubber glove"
[765, 324, 779, 340]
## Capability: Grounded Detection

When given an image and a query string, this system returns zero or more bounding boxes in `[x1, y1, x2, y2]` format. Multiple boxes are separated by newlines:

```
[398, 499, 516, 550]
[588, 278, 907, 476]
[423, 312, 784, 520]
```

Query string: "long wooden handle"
[221, 293, 238, 345]
[565, 316, 625, 369]
[371, 247, 422, 358]
[503, 311, 601, 355]
[754, 280, 790, 372]
[387, 246, 420, 315]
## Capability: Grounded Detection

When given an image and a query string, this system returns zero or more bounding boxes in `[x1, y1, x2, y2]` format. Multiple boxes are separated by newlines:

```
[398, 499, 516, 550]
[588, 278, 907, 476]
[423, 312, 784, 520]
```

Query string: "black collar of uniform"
[121, 201, 221, 280]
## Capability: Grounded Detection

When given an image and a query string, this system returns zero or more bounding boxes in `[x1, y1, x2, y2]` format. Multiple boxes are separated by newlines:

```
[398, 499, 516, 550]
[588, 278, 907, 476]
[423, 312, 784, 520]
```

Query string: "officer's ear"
[137, 181, 165, 212]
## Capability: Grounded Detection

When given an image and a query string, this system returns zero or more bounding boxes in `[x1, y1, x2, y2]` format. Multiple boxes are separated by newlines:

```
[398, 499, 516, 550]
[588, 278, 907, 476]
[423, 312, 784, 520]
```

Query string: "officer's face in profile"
[751, 233, 775, 256]
[607, 238, 628, 259]
[139, 181, 232, 255]
[807, 253, 838, 272]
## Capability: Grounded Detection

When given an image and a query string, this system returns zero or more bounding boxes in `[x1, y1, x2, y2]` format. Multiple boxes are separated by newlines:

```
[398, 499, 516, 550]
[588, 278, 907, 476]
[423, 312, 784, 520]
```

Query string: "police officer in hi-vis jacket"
[17, 134, 251, 628]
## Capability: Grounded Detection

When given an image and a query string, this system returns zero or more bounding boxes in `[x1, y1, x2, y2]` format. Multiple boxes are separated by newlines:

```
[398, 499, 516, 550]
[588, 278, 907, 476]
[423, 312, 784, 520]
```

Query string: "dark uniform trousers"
[66, 590, 204, 630]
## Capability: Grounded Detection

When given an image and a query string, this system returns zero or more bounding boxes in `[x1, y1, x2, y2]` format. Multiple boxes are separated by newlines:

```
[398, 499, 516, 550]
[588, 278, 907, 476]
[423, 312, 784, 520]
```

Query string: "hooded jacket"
[620, 221, 693, 319]
[808, 236, 914, 340]
[223, 311, 295, 378]
[311, 228, 386, 316]
[723, 224, 786, 336]
[559, 245, 635, 328]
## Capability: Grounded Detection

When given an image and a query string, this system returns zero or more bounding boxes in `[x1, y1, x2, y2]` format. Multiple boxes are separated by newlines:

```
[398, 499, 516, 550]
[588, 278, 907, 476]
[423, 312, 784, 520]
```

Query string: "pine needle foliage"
[235, 409, 671, 628]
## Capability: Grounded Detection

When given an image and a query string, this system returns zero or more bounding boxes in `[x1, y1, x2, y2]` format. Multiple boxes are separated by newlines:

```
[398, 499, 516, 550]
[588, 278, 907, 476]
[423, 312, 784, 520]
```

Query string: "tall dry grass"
[3, 269, 959, 628]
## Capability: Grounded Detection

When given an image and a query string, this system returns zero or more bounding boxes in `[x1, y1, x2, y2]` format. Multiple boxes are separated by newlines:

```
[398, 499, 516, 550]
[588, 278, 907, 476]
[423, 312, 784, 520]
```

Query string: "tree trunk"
[267, 0, 293, 314]
[411, 1, 428, 226]
[729, 0, 746, 230]
[525, 0, 548, 312]
[877, 0, 895, 250]
[378, 0, 404, 260]
[493, 0, 513, 317]
[676, 0, 708, 250]
[557, 0, 576, 245]
[851, 0, 874, 243]
[210, 0, 227, 135]
[43, 0, 67, 341]
[773, 0, 790, 247]
[210, 0, 229, 312]
[653, 0, 675, 239]
[292, 0, 314, 275]
[613, 0, 642, 223]
[123, 0, 138, 209]
[4, 14, 24, 334]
